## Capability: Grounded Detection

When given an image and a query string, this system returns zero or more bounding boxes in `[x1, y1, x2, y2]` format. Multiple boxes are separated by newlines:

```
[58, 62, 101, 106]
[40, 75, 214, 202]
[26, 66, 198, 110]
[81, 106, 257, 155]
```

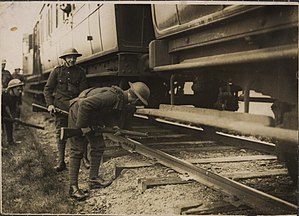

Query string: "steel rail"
[215, 131, 276, 155]
[136, 108, 298, 144]
[150, 116, 276, 154]
[106, 134, 297, 214]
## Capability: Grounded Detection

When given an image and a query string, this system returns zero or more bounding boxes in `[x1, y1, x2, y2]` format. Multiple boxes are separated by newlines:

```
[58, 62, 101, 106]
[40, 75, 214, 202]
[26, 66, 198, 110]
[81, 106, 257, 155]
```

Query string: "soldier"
[12, 68, 26, 120]
[44, 48, 88, 172]
[2, 59, 12, 89]
[68, 82, 150, 200]
[1, 79, 24, 146]
[12, 68, 26, 84]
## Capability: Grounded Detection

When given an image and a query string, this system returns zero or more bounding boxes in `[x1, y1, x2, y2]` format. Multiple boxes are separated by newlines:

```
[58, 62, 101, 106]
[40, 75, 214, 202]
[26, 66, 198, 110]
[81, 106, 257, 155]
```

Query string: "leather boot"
[82, 157, 90, 169]
[55, 141, 66, 172]
[69, 185, 89, 201]
[54, 161, 66, 172]
[88, 176, 113, 190]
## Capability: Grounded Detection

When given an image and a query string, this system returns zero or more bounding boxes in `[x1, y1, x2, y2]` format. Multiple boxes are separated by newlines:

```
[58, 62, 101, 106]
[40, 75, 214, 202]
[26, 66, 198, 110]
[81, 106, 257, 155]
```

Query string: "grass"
[2, 104, 74, 214]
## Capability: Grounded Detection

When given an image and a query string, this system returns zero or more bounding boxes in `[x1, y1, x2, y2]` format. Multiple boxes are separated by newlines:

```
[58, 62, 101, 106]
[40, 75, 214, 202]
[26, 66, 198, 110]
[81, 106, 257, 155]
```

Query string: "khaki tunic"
[44, 64, 87, 111]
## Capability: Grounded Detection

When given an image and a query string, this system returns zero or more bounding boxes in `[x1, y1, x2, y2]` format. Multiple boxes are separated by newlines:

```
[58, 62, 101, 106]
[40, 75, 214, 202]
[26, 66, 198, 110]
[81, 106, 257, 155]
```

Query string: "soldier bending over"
[68, 82, 150, 200]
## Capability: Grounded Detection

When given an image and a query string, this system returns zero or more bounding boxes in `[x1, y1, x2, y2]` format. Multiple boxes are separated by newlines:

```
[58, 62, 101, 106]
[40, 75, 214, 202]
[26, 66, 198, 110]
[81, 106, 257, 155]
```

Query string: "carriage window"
[153, 5, 179, 30]
[47, 6, 52, 36]
[40, 19, 44, 43]
[28, 34, 33, 50]
[55, 4, 59, 28]
[153, 5, 227, 31]
[36, 22, 40, 47]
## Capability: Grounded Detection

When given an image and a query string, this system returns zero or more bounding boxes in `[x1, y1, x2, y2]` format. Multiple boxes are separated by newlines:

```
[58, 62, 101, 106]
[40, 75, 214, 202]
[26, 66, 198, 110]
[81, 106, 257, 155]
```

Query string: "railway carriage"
[150, 5, 298, 127]
[149, 4, 298, 182]
[22, 3, 298, 182]
[23, 4, 164, 105]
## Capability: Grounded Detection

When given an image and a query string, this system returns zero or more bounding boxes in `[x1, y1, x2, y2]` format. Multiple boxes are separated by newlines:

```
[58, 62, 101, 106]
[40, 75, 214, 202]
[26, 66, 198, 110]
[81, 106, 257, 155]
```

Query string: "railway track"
[21, 101, 297, 214]
[99, 110, 297, 215]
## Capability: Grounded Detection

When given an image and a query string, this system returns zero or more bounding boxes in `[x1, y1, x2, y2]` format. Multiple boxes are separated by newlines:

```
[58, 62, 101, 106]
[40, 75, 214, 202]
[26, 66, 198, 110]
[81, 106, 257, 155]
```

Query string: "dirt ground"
[3, 102, 226, 215]
[28, 111, 220, 215]
[2, 101, 297, 215]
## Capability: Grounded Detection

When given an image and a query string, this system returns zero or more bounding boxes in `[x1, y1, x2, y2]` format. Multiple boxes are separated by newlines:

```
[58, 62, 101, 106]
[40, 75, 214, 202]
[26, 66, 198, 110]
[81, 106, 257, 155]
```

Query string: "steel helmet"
[2, 59, 6, 64]
[129, 82, 150, 106]
[59, 48, 82, 59]
[7, 79, 24, 89]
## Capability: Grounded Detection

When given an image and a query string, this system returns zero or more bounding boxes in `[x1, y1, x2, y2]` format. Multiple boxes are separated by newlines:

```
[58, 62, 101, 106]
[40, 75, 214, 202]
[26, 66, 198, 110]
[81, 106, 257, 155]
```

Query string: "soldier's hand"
[112, 125, 121, 136]
[47, 105, 56, 115]
[112, 125, 120, 130]
[81, 127, 92, 136]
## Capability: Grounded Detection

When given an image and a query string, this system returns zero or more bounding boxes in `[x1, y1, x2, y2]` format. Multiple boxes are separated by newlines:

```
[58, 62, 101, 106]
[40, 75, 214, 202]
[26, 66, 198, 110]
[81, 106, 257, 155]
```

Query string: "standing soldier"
[2, 59, 12, 90]
[12, 68, 26, 120]
[2, 79, 24, 146]
[67, 82, 150, 200]
[44, 48, 88, 172]
[12, 68, 26, 84]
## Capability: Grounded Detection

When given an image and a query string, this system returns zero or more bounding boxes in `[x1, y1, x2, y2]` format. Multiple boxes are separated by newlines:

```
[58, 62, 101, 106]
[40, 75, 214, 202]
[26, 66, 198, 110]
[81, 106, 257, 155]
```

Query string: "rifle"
[32, 103, 69, 115]
[60, 126, 148, 141]
[3, 117, 45, 130]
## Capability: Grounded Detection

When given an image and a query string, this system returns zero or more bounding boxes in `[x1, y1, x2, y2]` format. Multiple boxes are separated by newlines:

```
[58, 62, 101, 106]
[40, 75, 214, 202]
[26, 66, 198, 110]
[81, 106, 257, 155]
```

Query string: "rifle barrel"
[32, 103, 69, 115]
[32, 103, 48, 112]
[55, 108, 69, 115]
[116, 129, 148, 137]
[3, 117, 45, 130]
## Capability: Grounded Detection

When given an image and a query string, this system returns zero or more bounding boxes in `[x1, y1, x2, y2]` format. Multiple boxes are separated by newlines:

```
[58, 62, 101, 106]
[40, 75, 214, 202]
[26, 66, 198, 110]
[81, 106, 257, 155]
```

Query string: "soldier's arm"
[8, 71, 12, 80]
[5, 106, 14, 119]
[79, 67, 88, 92]
[43, 68, 58, 107]
[21, 75, 26, 84]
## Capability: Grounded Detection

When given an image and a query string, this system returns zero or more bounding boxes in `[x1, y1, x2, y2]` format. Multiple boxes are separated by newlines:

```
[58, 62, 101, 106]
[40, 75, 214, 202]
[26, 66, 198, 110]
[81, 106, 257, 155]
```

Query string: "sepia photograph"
[0, 1, 298, 215]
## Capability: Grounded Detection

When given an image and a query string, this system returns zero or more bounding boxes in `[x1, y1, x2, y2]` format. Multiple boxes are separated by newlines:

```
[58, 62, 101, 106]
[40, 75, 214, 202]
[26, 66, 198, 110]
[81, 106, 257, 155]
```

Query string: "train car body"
[149, 4, 298, 182]
[24, 3, 156, 102]
[38, 4, 154, 75]
[150, 5, 298, 126]
[23, 3, 298, 131]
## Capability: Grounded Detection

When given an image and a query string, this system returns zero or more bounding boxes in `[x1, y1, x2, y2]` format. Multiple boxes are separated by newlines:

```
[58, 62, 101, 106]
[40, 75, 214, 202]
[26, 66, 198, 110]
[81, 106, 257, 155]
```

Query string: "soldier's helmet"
[129, 82, 150, 106]
[59, 48, 82, 59]
[7, 79, 24, 89]
[2, 59, 7, 64]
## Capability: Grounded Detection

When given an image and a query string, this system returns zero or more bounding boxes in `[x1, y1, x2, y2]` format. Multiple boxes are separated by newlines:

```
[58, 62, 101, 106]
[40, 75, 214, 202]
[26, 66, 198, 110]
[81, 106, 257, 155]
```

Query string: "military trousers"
[68, 102, 105, 186]
[2, 119, 13, 144]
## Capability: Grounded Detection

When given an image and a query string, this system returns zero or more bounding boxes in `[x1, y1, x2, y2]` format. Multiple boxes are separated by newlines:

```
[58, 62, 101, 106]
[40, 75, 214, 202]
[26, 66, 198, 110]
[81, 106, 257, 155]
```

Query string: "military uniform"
[44, 64, 87, 111]
[12, 73, 25, 118]
[1, 91, 18, 145]
[44, 64, 87, 170]
[2, 69, 12, 89]
[12, 73, 25, 84]
[68, 86, 128, 189]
